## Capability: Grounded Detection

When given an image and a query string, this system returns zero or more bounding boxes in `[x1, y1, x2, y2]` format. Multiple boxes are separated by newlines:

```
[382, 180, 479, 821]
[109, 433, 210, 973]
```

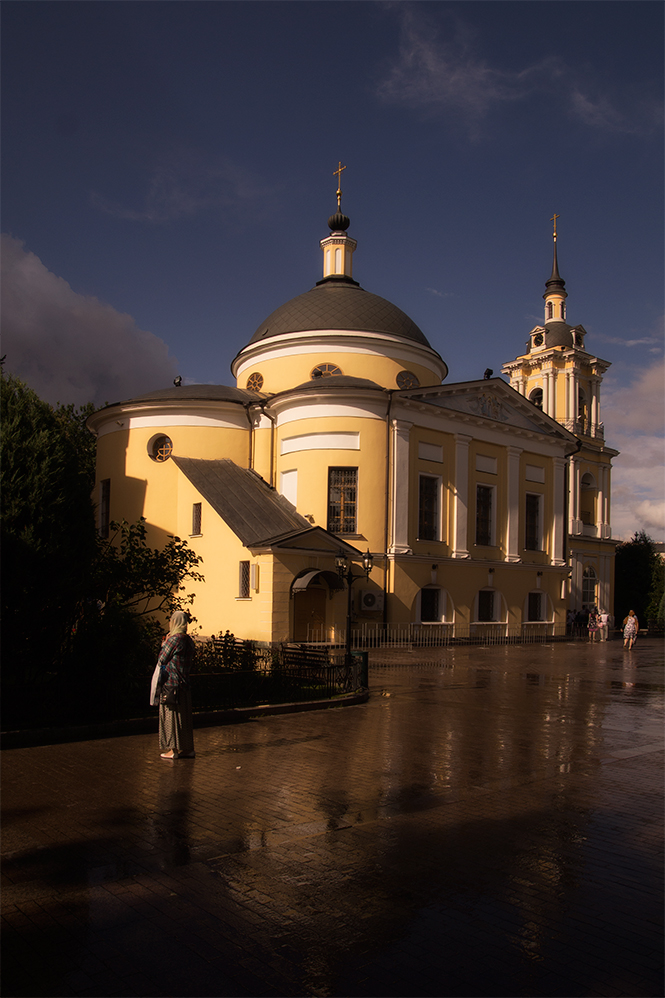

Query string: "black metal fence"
[190, 636, 363, 710]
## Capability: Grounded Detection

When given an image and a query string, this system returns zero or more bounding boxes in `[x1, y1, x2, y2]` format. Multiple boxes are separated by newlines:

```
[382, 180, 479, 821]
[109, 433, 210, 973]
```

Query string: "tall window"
[528, 592, 543, 621]
[239, 561, 250, 599]
[99, 479, 110, 538]
[328, 468, 357, 534]
[547, 302, 553, 319]
[525, 494, 541, 551]
[192, 502, 202, 535]
[420, 588, 440, 622]
[478, 590, 495, 622]
[476, 485, 493, 546]
[582, 567, 597, 607]
[418, 475, 439, 541]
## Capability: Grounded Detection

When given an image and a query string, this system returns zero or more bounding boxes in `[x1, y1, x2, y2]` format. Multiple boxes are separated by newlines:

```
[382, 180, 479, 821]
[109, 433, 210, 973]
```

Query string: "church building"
[88, 186, 617, 643]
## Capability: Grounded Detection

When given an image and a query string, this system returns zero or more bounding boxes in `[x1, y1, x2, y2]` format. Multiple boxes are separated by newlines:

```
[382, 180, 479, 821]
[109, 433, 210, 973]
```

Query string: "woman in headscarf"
[156, 610, 195, 759]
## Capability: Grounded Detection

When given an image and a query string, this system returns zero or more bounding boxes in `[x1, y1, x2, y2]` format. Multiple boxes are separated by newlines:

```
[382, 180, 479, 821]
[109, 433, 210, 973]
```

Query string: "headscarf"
[169, 610, 189, 636]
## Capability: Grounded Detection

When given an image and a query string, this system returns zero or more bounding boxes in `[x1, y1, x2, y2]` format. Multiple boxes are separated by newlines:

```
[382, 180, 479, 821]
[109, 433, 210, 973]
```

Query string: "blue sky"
[2, 1, 663, 539]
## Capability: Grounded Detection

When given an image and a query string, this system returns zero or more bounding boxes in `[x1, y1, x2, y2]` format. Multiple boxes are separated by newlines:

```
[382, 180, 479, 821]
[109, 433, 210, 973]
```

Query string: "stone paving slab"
[2, 640, 663, 997]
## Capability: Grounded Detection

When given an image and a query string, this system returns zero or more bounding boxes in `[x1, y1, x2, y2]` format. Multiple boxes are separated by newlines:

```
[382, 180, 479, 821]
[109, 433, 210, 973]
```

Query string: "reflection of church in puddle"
[89, 182, 617, 642]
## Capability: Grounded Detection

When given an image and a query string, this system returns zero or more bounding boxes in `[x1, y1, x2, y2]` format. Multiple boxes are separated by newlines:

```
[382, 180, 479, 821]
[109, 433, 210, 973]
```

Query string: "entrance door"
[293, 586, 327, 641]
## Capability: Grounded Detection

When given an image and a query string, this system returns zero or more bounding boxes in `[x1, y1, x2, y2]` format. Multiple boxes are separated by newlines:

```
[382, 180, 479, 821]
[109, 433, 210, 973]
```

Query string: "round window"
[246, 372, 264, 392]
[310, 364, 342, 379]
[396, 370, 420, 389]
[150, 435, 173, 462]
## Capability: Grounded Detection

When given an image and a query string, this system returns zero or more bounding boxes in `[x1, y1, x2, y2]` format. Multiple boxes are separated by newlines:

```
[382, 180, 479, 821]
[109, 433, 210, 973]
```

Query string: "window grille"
[525, 494, 540, 550]
[327, 467, 357, 534]
[418, 476, 439, 541]
[99, 479, 111, 539]
[476, 485, 493, 546]
[192, 502, 202, 535]
[239, 561, 250, 598]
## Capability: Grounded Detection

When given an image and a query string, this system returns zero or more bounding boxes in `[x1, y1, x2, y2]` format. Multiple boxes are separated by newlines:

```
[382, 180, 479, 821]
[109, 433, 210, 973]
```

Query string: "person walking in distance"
[622, 610, 639, 650]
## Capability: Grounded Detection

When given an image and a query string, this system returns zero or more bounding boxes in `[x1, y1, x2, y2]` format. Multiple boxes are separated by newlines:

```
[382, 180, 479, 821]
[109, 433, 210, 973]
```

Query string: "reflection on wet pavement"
[2, 640, 663, 996]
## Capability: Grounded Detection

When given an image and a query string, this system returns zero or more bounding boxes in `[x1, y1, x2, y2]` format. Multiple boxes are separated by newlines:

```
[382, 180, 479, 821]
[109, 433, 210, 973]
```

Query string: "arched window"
[582, 566, 597, 607]
[529, 387, 543, 410]
[546, 302, 553, 319]
[560, 301, 566, 320]
[420, 587, 442, 623]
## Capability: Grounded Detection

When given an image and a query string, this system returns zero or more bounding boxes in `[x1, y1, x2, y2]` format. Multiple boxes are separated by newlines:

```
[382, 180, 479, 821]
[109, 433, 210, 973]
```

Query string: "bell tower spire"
[543, 214, 568, 323]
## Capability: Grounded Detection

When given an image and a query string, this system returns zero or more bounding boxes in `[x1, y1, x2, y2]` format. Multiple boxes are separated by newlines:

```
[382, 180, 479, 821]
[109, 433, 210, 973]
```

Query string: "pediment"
[401, 380, 575, 440]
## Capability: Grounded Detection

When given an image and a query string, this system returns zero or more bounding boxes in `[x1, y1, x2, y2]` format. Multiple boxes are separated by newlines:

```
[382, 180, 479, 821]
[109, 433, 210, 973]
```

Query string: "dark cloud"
[1, 234, 179, 406]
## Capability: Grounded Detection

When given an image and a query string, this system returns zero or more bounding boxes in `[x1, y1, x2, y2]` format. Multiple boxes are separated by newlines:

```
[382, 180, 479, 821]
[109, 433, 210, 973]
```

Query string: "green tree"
[614, 530, 659, 627]
[645, 554, 664, 626]
[0, 372, 98, 677]
[1, 373, 204, 726]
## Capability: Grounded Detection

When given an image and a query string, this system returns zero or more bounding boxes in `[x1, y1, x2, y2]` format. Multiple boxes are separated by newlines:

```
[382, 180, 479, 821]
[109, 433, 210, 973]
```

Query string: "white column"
[505, 445, 523, 562]
[452, 433, 471, 559]
[389, 420, 412, 555]
[569, 457, 582, 534]
[551, 457, 567, 565]
[565, 370, 573, 423]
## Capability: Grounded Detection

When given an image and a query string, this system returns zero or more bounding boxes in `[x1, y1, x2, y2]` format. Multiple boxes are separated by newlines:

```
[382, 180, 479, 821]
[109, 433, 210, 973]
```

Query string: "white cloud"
[1, 234, 179, 407]
[603, 361, 665, 540]
[91, 150, 274, 224]
[376, 7, 662, 137]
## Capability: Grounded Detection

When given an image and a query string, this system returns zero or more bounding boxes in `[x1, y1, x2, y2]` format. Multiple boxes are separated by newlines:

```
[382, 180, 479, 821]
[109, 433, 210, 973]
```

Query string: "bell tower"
[502, 219, 619, 615]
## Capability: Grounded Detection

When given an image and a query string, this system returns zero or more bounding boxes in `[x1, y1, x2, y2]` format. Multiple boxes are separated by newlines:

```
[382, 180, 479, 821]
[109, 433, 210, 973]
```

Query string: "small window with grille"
[150, 435, 173, 462]
[238, 561, 250, 599]
[327, 467, 357, 534]
[311, 363, 342, 379]
[191, 502, 202, 536]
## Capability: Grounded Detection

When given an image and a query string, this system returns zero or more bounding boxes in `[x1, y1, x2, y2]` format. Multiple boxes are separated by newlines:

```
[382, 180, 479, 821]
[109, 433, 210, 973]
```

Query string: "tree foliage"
[1, 372, 98, 674]
[614, 530, 661, 626]
[1, 372, 204, 726]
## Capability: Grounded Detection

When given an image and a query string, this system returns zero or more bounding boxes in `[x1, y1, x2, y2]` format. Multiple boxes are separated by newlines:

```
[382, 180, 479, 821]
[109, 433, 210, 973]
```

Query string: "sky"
[2, 1, 663, 540]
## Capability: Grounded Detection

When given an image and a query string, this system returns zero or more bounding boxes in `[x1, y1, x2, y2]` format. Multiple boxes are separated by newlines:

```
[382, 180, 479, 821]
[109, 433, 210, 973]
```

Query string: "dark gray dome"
[543, 322, 574, 349]
[249, 280, 431, 347]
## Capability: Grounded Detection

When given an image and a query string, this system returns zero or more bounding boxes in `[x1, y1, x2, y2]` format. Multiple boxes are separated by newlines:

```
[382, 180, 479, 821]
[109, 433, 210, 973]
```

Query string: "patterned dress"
[157, 632, 195, 755]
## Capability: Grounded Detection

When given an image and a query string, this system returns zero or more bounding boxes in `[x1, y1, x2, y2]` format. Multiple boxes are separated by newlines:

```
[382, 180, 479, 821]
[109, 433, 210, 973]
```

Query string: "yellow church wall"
[237, 349, 441, 395]
[389, 558, 567, 630]
[274, 414, 388, 552]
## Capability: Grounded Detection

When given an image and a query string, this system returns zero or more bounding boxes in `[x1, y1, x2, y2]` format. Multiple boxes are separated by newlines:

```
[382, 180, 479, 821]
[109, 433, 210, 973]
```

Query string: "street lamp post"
[335, 549, 374, 667]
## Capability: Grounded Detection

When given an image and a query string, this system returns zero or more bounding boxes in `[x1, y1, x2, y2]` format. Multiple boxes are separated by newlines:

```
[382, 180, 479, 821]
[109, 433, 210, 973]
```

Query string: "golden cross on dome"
[333, 161, 346, 208]
[550, 213, 560, 239]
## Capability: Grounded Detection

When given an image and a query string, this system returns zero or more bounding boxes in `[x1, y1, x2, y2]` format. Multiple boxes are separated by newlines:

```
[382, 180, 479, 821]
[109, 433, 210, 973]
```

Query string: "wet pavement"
[2, 640, 663, 998]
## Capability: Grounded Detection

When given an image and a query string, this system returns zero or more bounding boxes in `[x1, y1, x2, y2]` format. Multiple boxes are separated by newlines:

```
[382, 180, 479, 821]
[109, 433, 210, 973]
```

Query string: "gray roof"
[248, 279, 431, 347]
[172, 457, 312, 546]
[277, 376, 386, 395]
[104, 384, 266, 409]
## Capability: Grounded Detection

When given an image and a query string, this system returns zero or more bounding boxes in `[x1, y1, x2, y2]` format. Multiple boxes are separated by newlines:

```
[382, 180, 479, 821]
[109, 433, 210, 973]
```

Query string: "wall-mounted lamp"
[537, 571, 543, 577]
